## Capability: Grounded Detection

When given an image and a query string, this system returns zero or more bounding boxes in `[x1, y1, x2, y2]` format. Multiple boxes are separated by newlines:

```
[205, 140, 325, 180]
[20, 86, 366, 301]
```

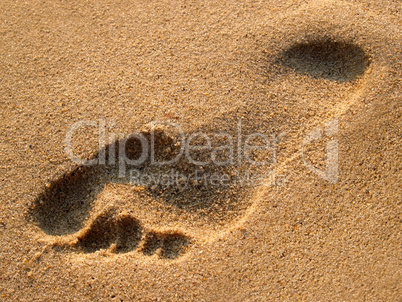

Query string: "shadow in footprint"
[139, 231, 191, 260]
[75, 211, 142, 254]
[115, 214, 143, 253]
[30, 124, 251, 238]
[30, 166, 105, 236]
[278, 39, 371, 82]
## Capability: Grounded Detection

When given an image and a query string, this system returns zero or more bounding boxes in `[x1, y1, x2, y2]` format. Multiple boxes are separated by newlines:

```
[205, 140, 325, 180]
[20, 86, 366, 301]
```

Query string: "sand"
[0, 0, 400, 300]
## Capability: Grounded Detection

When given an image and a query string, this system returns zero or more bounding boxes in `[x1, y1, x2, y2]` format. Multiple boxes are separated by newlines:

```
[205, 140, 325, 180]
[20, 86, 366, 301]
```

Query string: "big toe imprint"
[75, 211, 143, 254]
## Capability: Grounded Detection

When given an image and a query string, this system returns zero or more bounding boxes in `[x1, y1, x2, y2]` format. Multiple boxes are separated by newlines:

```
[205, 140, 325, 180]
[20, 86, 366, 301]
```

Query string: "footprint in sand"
[30, 125, 254, 260]
[278, 39, 370, 83]
[29, 3, 372, 260]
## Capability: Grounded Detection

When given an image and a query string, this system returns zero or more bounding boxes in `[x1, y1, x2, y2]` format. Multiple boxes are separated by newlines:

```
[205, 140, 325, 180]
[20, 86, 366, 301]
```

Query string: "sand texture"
[0, 0, 401, 301]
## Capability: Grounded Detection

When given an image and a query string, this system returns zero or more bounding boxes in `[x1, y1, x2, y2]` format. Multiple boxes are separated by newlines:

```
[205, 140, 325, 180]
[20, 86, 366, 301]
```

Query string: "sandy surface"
[0, 0, 401, 301]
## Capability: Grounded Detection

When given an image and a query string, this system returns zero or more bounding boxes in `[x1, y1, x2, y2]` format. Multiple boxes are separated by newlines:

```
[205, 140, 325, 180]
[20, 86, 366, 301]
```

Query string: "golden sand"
[0, 0, 400, 300]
